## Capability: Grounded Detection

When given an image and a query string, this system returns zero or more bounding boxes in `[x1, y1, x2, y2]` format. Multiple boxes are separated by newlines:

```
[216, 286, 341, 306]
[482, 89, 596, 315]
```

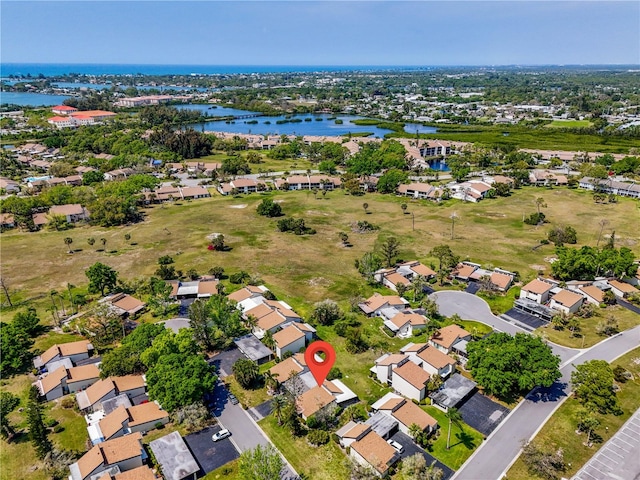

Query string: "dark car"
[228, 393, 239, 405]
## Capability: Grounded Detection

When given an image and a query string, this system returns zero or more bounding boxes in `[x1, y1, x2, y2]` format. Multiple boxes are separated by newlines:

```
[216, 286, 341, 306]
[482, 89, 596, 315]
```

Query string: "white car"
[387, 439, 404, 453]
[212, 429, 231, 442]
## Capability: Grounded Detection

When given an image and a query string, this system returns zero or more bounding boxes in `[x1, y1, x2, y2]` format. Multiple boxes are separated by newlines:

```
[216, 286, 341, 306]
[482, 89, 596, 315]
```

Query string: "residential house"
[33, 339, 93, 370]
[549, 289, 584, 314]
[429, 325, 471, 355]
[0, 177, 20, 193]
[68, 432, 145, 480]
[529, 170, 568, 187]
[396, 261, 436, 281]
[579, 177, 640, 199]
[94, 465, 156, 480]
[76, 375, 146, 412]
[608, 279, 637, 298]
[489, 271, 514, 292]
[169, 278, 219, 299]
[273, 324, 307, 358]
[391, 359, 431, 402]
[217, 178, 265, 195]
[381, 271, 411, 292]
[268, 355, 306, 383]
[149, 431, 199, 480]
[227, 284, 269, 306]
[451, 262, 479, 281]
[296, 385, 337, 420]
[49, 203, 89, 223]
[397, 182, 437, 199]
[101, 293, 146, 317]
[372, 392, 438, 436]
[349, 427, 399, 477]
[383, 311, 426, 338]
[38, 364, 101, 401]
[430, 373, 477, 411]
[90, 403, 169, 444]
[0, 213, 15, 229]
[520, 278, 555, 304]
[402, 343, 456, 379]
[578, 285, 605, 305]
[372, 354, 409, 385]
[104, 168, 134, 181]
[358, 294, 409, 317]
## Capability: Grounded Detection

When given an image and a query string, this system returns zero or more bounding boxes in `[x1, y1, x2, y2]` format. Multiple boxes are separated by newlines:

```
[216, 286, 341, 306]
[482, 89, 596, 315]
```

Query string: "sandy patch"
[206, 233, 223, 241]
[529, 264, 547, 271]
[308, 277, 331, 287]
[274, 199, 285, 203]
[476, 212, 506, 218]
[229, 204, 247, 209]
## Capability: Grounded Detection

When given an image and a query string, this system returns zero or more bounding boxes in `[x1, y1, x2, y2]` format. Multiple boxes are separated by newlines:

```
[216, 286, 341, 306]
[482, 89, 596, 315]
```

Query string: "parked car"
[228, 393, 239, 405]
[387, 439, 404, 453]
[212, 429, 231, 442]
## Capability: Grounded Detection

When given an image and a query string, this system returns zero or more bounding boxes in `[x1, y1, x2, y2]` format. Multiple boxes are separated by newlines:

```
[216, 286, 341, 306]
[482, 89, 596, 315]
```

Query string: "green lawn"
[203, 459, 241, 480]
[224, 375, 270, 409]
[258, 415, 350, 480]
[454, 320, 493, 337]
[546, 120, 593, 129]
[505, 347, 640, 480]
[477, 287, 521, 315]
[47, 402, 88, 453]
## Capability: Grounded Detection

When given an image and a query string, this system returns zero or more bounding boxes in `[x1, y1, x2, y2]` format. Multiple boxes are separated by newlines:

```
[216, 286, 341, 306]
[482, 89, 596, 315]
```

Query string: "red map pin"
[305, 341, 336, 387]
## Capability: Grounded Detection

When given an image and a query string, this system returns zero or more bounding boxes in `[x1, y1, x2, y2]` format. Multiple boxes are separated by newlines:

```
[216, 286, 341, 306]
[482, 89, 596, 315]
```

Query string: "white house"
[383, 311, 426, 338]
[358, 294, 410, 317]
[549, 289, 584, 314]
[68, 432, 145, 480]
[401, 343, 456, 379]
[391, 360, 431, 402]
[372, 354, 410, 385]
[429, 325, 471, 355]
[520, 278, 555, 304]
[608, 279, 637, 298]
[349, 427, 399, 477]
[273, 324, 306, 358]
[372, 392, 438, 436]
[33, 340, 93, 370]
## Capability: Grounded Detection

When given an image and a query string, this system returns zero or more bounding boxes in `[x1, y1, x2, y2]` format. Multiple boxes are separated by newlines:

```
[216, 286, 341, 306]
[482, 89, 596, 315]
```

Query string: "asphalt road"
[452, 325, 640, 480]
[429, 291, 580, 365]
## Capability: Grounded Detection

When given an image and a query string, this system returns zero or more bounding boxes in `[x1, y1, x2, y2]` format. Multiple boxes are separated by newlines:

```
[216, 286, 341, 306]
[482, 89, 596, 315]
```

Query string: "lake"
[0, 91, 71, 106]
[179, 104, 438, 138]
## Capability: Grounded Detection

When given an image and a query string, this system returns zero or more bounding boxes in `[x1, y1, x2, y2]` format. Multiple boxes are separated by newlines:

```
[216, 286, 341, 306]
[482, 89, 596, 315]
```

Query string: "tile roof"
[393, 361, 430, 390]
[379, 397, 404, 410]
[409, 263, 436, 277]
[430, 325, 471, 350]
[100, 432, 143, 465]
[376, 353, 407, 366]
[98, 405, 128, 440]
[390, 399, 437, 430]
[227, 287, 253, 303]
[453, 264, 476, 279]
[127, 402, 169, 428]
[579, 285, 605, 303]
[40, 366, 68, 394]
[110, 295, 145, 313]
[360, 294, 407, 313]
[343, 423, 370, 439]
[350, 430, 397, 474]
[551, 289, 584, 308]
[83, 379, 117, 406]
[245, 303, 274, 319]
[66, 364, 101, 384]
[269, 356, 305, 382]
[273, 324, 305, 348]
[385, 272, 411, 286]
[490, 271, 513, 290]
[522, 278, 554, 295]
[112, 375, 145, 393]
[417, 345, 456, 369]
[40, 339, 91, 365]
[609, 279, 637, 294]
[257, 311, 288, 331]
[49, 203, 85, 216]
[114, 466, 157, 480]
[297, 386, 335, 418]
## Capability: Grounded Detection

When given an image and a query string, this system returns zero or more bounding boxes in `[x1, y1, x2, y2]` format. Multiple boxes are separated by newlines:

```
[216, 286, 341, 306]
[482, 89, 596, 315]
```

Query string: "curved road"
[430, 291, 640, 480]
[430, 291, 580, 365]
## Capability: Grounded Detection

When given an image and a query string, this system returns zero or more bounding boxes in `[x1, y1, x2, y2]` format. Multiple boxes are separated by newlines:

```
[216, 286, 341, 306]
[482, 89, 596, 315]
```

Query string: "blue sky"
[1, 1, 639, 65]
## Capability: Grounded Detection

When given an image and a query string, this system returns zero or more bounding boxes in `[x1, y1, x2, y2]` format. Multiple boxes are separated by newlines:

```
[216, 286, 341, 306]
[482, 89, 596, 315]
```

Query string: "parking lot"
[457, 391, 510, 437]
[183, 425, 239, 475]
[389, 432, 454, 479]
[209, 347, 246, 377]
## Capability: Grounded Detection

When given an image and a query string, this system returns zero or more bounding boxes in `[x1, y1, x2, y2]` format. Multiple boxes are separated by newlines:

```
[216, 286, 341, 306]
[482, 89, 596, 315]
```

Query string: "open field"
[2, 187, 638, 322]
[505, 347, 640, 480]
[546, 119, 593, 128]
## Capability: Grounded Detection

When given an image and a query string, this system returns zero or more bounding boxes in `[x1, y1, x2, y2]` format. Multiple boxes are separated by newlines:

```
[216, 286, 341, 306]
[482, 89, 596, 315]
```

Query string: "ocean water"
[0, 63, 422, 77]
[0, 91, 71, 106]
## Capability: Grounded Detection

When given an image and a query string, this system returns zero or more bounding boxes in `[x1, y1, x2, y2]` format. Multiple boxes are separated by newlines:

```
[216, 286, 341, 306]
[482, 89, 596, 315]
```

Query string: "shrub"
[60, 397, 75, 409]
[311, 299, 342, 326]
[45, 419, 59, 428]
[613, 365, 629, 383]
[327, 367, 342, 380]
[256, 198, 282, 217]
[277, 217, 315, 235]
[308, 429, 330, 446]
[524, 212, 546, 225]
[52, 425, 64, 433]
[154, 422, 165, 429]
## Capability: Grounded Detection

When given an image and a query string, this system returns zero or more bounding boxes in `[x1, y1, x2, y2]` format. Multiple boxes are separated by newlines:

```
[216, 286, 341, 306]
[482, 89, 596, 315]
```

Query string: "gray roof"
[149, 431, 199, 480]
[430, 373, 477, 409]
[234, 334, 273, 362]
[101, 393, 132, 415]
[365, 411, 398, 438]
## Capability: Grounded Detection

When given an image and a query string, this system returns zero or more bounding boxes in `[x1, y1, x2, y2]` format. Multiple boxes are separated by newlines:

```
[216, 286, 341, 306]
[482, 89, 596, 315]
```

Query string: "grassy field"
[203, 459, 240, 480]
[505, 347, 640, 480]
[537, 306, 640, 348]
[258, 415, 351, 480]
[546, 120, 593, 129]
[2, 186, 638, 322]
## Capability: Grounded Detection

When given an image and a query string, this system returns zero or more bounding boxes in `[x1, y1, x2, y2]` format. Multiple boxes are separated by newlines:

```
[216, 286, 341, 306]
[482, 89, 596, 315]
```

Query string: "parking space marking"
[612, 437, 633, 449]
[601, 448, 623, 460]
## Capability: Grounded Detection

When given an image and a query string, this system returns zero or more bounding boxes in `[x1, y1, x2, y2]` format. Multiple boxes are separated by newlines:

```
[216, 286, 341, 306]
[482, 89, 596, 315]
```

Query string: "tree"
[26, 386, 52, 459]
[210, 234, 225, 251]
[87, 237, 95, 248]
[400, 453, 443, 480]
[521, 441, 567, 480]
[263, 371, 279, 395]
[63, 237, 73, 253]
[99, 344, 145, 377]
[548, 225, 577, 246]
[0, 391, 20, 439]
[124, 233, 132, 244]
[12, 307, 41, 336]
[233, 358, 260, 389]
[238, 444, 284, 480]
[571, 360, 622, 415]
[466, 333, 561, 400]
[100, 237, 107, 250]
[271, 394, 288, 425]
[377, 168, 408, 193]
[85, 262, 118, 296]
[256, 198, 282, 217]
[535, 197, 547, 215]
[362, 202, 369, 214]
[0, 276, 12, 307]
[339, 231, 349, 246]
[77, 303, 125, 349]
[401, 203, 408, 214]
[311, 299, 342, 326]
[429, 245, 459, 285]
[380, 236, 400, 267]
[0, 322, 34, 375]
[172, 402, 211, 433]
[188, 299, 215, 351]
[576, 409, 600, 446]
[356, 251, 382, 283]
[445, 407, 463, 450]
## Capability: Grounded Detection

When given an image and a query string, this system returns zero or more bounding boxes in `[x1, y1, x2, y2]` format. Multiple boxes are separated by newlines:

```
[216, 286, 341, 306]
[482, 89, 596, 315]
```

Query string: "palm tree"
[535, 197, 547, 215]
[446, 408, 463, 450]
[263, 330, 276, 351]
[362, 202, 369, 214]
[64, 237, 73, 253]
[408, 422, 423, 442]
[100, 237, 107, 251]
[87, 237, 95, 248]
[49, 290, 60, 326]
[67, 283, 76, 314]
[271, 395, 288, 425]
[263, 371, 279, 395]
[401, 203, 408, 214]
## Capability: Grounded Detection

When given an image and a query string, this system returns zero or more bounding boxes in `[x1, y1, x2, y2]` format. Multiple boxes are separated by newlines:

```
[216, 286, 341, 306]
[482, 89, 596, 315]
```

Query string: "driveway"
[389, 432, 454, 480]
[429, 291, 580, 365]
[457, 392, 510, 437]
[183, 425, 239, 474]
[209, 347, 246, 377]
[502, 308, 548, 330]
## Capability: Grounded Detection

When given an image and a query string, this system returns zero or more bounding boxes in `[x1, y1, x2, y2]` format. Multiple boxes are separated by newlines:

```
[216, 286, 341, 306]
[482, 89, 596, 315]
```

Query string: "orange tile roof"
[40, 366, 68, 394]
[351, 430, 397, 474]
[77, 441, 105, 478]
[98, 405, 128, 440]
[362, 294, 407, 312]
[430, 325, 471, 350]
[551, 289, 584, 308]
[522, 278, 554, 295]
[402, 343, 427, 353]
[49, 203, 85, 216]
[40, 339, 91, 365]
[417, 345, 456, 369]
[269, 356, 304, 382]
[297, 386, 335, 418]
[100, 431, 143, 465]
[609, 279, 637, 294]
[114, 465, 156, 480]
[579, 285, 604, 303]
[385, 272, 411, 286]
[197, 280, 218, 296]
[273, 325, 305, 348]
[127, 402, 169, 428]
[393, 361, 430, 390]
[227, 287, 253, 303]
[112, 375, 145, 393]
[245, 303, 274, 319]
[83, 378, 117, 406]
[66, 364, 100, 384]
[410, 263, 436, 277]
[377, 354, 407, 366]
[323, 380, 343, 394]
[343, 423, 370, 439]
[111, 295, 145, 313]
[391, 400, 437, 430]
[453, 264, 476, 279]
[257, 311, 287, 331]
[379, 397, 404, 410]
[490, 272, 513, 290]
[265, 300, 300, 319]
